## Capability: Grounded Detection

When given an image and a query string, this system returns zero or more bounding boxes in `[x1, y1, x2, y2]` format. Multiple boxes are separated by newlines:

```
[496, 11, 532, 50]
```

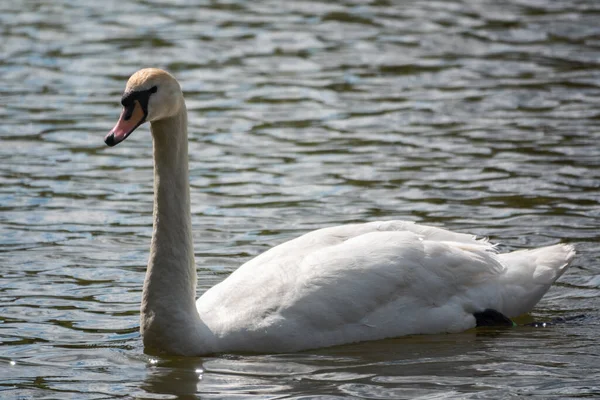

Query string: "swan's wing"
[276, 230, 504, 328]
[198, 221, 504, 350]
[236, 220, 495, 271]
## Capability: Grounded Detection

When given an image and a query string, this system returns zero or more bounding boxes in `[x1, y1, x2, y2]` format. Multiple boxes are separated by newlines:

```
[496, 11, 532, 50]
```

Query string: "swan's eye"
[121, 96, 132, 108]
[149, 86, 158, 94]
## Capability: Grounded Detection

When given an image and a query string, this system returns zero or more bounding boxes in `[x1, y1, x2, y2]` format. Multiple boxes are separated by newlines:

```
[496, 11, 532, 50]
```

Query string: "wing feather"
[200, 221, 504, 338]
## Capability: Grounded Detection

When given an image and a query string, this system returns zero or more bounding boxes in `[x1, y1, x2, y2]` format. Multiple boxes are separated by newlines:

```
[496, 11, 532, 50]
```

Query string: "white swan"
[104, 68, 575, 356]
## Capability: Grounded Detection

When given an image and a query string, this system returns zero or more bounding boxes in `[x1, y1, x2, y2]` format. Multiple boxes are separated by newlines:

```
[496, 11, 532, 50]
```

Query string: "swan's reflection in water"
[141, 320, 597, 398]
[141, 331, 504, 398]
[142, 357, 204, 399]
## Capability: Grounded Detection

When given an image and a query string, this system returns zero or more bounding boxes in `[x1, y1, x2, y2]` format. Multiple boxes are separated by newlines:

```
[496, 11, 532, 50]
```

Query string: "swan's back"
[197, 220, 575, 353]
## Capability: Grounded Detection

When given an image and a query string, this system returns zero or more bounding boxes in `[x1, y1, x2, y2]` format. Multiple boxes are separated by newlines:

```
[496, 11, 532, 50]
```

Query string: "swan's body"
[105, 68, 575, 356]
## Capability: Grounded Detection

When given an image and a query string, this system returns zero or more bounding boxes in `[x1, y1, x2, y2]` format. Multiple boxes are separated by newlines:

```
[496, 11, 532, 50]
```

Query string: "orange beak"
[104, 100, 146, 146]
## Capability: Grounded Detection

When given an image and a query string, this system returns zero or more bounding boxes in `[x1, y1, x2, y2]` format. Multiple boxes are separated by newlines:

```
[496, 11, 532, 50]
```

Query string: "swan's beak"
[105, 100, 146, 147]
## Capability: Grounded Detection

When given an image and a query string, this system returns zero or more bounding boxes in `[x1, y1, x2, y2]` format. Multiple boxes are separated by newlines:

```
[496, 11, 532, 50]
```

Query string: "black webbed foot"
[474, 309, 515, 327]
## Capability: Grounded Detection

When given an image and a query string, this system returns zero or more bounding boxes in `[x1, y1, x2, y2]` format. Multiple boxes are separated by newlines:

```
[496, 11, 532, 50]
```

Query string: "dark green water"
[1, 0, 599, 398]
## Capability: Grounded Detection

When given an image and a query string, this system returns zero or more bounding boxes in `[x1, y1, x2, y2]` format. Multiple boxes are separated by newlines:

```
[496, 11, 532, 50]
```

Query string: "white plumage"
[198, 221, 574, 353]
[105, 69, 575, 356]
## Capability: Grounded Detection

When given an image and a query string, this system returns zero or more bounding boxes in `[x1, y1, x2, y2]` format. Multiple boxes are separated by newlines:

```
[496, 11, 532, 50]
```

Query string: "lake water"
[1, 0, 600, 398]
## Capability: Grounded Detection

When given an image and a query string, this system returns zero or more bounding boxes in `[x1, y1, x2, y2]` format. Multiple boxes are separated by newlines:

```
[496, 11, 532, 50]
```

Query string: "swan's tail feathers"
[497, 244, 575, 317]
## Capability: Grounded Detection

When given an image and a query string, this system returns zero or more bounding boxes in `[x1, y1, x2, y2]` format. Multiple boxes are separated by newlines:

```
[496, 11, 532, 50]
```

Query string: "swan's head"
[105, 68, 183, 146]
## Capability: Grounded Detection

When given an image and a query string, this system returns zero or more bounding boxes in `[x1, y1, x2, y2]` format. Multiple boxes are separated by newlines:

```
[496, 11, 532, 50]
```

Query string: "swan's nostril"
[105, 132, 117, 147]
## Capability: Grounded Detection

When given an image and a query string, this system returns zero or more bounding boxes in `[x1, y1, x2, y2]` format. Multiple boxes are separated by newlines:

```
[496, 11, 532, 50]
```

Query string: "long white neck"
[140, 104, 214, 355]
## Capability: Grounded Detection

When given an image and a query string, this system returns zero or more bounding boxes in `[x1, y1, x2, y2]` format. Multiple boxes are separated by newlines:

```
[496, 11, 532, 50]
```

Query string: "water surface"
[1, 0, 599, 398]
